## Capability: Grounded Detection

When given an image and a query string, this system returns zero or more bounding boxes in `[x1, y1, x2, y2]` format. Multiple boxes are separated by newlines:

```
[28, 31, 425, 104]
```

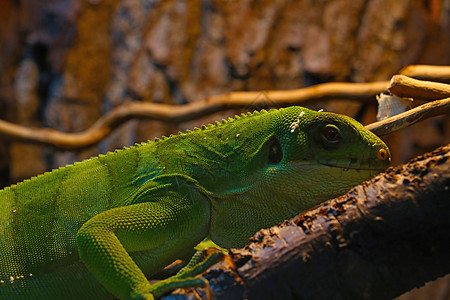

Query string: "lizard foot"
[147, 248, 224, 299]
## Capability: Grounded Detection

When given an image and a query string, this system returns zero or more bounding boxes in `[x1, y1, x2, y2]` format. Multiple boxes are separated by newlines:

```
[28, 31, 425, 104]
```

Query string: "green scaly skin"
[0, 106, 390, 299]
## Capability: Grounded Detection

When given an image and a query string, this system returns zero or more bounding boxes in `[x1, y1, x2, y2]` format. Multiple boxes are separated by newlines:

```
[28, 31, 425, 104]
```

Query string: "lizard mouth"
[319, 162, 387, 172]
[292, 160, 388, 172]
[291, 148, 390, 172]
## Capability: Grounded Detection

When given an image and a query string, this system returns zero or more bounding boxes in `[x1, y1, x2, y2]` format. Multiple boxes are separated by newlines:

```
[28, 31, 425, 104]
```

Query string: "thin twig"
[203, 81, 388, 106]
[365, 97, 450, 136]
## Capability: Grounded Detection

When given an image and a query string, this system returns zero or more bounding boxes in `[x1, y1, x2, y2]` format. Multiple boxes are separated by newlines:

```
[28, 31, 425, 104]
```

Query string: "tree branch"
[388, 75, 450, 100]
[164, 144, 450, 300]
[399, 65, 450, 84]
[365, 97, 450, 136]
[0, 81, 388, 149]
[1, 65, 449, 149]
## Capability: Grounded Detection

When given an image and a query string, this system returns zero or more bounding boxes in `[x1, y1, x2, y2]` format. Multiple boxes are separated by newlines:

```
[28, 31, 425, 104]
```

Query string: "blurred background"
[0, 1, 449, 298]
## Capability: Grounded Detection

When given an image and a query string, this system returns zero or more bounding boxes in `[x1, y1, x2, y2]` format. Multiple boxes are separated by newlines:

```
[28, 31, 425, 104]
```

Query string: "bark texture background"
[0, 0, 449, 298]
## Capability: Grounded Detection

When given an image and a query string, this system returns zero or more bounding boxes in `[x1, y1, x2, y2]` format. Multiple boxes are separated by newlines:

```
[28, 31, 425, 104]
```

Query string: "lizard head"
[261, 106, 390, 206]
[206, 106, 390, 247]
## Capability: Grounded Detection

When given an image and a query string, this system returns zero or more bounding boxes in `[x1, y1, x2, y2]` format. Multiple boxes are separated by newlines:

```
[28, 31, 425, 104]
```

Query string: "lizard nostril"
[377, 148, 389, 160]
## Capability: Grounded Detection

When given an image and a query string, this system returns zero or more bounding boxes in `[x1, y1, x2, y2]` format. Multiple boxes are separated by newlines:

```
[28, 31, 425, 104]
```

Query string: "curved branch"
[1, 64, 449, 149]
[0, 81, 388, 149]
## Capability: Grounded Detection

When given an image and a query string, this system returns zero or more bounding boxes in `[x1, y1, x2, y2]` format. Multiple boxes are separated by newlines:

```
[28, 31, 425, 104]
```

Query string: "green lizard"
[0, 106, 390, 299]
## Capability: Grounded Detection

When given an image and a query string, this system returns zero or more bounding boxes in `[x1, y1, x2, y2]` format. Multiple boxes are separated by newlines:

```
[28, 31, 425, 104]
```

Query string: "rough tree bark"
[163, 144, 450, 299]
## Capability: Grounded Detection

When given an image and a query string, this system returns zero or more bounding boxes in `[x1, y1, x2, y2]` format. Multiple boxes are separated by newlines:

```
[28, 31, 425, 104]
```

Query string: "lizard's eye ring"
[322, 125, 341, 143]
[377, 148, 389, 160]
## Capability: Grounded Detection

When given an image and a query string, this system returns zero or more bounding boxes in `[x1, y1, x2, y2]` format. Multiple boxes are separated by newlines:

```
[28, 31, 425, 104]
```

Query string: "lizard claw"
[146, 248, 225, 299]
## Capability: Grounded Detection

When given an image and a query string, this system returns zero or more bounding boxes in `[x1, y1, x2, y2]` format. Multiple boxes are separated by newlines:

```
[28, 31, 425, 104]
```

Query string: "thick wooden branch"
[388, 75, 450, 101]
[399, 65, 450, 84]
[164, 144, 450, 300]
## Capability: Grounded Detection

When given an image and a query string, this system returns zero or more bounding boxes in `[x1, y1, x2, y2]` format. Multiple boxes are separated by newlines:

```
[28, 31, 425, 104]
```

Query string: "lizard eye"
[268, 138, 283, 164]
[322, 125, 341, 143]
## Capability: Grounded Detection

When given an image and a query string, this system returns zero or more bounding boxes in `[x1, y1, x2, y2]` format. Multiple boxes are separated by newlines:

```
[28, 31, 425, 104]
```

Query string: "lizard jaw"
[319, 163, 387, 172]
[291, 160, 388, 173]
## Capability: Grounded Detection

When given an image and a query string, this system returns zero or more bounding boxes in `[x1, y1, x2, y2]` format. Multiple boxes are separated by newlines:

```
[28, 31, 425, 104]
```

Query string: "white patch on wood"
[376, 93, 412, 121]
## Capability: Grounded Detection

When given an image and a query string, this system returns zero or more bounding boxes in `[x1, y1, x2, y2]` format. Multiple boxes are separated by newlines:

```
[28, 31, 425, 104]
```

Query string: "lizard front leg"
[76, 189, 210, 300]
